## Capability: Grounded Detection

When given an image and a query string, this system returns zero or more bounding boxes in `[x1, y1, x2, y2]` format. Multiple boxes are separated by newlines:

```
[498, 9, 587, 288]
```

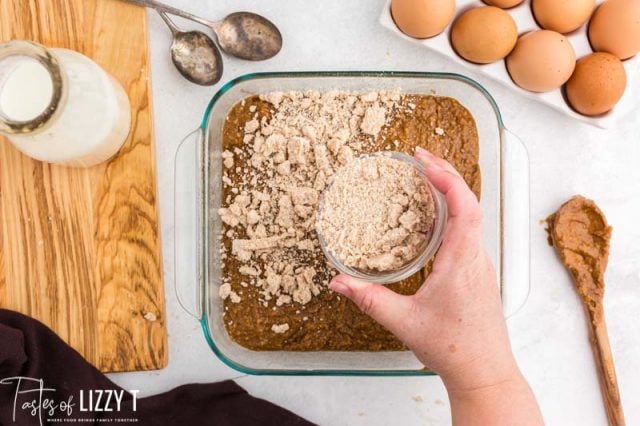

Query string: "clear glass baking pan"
[174, 71, 530, 376]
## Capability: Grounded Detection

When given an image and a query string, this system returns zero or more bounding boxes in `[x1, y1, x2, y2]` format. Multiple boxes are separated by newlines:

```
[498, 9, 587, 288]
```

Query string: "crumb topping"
[217, 90, 407, 316]
[271, 323, 290, 334]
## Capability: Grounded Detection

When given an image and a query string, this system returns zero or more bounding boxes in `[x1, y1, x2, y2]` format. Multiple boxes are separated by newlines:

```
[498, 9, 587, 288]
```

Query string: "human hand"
[329, 147, 518, 391]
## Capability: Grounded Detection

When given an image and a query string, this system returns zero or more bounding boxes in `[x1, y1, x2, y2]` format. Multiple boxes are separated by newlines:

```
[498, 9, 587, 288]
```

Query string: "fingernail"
[415, 147, 431, 156]
[330, 277, 352, 297]
[416, 150, 443, 172]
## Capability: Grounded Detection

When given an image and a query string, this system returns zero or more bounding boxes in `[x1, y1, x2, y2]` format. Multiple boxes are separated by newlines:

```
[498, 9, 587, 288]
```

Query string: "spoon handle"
[156, 10, 178, 35]
[589, 307, 625, 426]
[122, 0, 215, 28]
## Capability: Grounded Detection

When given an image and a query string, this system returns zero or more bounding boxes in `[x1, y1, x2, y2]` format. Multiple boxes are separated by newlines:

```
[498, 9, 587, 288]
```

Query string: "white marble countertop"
[107, 1, 640, 424]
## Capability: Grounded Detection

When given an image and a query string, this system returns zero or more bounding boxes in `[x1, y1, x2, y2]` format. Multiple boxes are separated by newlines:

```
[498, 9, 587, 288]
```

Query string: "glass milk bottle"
[0, 40, 131, 167]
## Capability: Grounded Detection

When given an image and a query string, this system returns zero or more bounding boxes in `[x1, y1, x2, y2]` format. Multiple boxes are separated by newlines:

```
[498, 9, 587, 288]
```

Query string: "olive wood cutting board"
[0, 0, 167, 372]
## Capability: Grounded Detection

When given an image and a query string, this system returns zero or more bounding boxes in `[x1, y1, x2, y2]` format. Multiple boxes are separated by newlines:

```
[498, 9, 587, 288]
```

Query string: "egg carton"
[379, 0, 640, 128]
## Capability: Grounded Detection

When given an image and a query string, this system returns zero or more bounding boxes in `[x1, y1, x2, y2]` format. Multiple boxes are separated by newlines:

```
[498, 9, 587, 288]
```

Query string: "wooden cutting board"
[0, 0, 167, 372]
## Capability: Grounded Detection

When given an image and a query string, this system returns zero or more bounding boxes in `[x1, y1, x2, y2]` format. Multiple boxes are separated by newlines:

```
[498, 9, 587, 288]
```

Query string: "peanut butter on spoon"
[547, 195, 625, 426]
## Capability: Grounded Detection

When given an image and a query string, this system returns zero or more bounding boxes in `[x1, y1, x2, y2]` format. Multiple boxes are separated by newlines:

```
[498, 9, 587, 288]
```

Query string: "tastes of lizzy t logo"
[0, 376, 140, 424]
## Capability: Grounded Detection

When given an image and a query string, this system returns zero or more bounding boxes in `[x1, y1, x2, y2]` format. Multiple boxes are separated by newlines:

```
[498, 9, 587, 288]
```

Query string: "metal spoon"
[156, 11, 222, 85]
[157, 11, 222, 85]
[126, 0, 282, 61]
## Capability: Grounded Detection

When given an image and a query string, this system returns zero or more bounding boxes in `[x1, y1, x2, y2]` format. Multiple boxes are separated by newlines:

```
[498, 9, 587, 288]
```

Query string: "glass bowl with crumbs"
[316, 152, 447, 284]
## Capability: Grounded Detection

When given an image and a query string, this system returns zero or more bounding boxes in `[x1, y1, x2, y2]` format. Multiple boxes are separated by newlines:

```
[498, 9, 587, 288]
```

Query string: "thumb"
[330, 274, 415, 339]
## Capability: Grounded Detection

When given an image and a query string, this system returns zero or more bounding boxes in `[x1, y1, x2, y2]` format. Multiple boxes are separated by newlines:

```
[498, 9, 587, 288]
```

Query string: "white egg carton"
[379, 0, 640, 128]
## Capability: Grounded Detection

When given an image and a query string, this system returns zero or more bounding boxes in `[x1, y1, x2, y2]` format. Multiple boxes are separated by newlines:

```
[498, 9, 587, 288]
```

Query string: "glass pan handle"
[502, 128, 531, 318]
[174, 127, 203, 319]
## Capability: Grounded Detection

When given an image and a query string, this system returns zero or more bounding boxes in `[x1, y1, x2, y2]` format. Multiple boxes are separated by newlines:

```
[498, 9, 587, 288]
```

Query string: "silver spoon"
[157, 11, 222, 85]
[126, 0, 282, 61]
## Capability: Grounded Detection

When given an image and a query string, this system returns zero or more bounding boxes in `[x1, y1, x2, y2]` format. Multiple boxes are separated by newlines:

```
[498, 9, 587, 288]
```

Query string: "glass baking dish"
[174, 72, 530, 376]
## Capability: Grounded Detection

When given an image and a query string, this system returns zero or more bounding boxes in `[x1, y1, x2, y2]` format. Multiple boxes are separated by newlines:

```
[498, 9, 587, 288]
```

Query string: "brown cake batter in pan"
[218, 92, 480, 351]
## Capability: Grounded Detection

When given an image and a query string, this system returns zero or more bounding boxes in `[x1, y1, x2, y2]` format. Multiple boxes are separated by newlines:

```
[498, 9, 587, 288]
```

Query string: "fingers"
[415, 146, 463, 177]
[415, 147, 480, 222]
[414, 147, 484, 267]
[330, 274, 415, 340]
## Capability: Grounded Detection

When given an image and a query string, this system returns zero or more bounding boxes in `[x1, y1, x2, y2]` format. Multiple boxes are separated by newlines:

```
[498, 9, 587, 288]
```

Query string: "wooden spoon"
[547, 195, 625, 426]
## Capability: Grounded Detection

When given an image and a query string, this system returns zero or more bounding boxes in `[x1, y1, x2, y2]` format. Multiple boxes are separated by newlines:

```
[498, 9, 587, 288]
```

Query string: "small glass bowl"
[316, 151, 448, 284]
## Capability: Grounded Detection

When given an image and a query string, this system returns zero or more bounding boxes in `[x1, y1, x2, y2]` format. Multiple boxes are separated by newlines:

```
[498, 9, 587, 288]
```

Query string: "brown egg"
[451, 7, 518, 64]
[483, 0, 525, 8]
[506, 30, 576, 92]
[391, 0, 456, 39]
[566, 52, 627, 116]
[533, 0, 596, 33]
[589, 0, 640, 60]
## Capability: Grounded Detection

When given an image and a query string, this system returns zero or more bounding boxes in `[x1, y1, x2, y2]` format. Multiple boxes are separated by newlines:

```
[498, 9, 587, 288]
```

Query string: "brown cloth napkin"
[0, 309, 314, 426]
